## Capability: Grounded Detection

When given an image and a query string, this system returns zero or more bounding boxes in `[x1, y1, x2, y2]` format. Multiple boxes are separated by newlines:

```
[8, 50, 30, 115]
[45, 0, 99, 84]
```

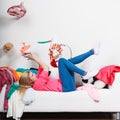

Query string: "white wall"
[0, 0, 120, 73]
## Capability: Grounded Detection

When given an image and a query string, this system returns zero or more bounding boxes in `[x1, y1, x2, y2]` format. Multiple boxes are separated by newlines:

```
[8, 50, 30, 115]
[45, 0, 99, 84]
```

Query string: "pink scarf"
[77, 83, 100, 102]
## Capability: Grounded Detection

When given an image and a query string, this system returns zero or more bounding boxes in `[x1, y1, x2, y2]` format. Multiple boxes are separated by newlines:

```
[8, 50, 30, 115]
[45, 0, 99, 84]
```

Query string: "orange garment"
[1, 66, 19, 82]
[20, 42, 30, 54]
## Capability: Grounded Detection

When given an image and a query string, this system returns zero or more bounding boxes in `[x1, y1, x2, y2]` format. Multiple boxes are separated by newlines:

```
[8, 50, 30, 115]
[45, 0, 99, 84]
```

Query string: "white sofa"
[24, 73, 120, 119]
[1, 73, 120, 120]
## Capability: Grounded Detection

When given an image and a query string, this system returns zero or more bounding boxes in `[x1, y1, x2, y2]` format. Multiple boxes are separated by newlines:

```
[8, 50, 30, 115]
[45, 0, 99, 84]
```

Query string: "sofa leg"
[116, 112, 120, 120]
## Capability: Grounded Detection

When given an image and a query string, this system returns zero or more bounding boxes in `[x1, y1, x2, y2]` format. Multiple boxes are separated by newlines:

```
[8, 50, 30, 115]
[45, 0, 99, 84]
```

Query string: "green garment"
[7, 83, 20, 99]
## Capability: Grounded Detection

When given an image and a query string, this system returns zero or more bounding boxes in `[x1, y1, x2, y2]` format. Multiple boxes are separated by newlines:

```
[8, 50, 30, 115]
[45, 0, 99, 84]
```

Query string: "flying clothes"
[7, 2, 26, 19]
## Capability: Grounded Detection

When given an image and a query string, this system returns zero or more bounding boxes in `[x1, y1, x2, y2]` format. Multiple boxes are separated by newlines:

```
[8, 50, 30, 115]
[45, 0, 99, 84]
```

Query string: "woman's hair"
[18, 70, 34, 98]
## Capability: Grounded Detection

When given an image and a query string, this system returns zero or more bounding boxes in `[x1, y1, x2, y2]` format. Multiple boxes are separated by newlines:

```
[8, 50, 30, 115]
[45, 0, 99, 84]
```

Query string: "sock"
[93, 41, 100, 55]
[82, 70, 98, 80]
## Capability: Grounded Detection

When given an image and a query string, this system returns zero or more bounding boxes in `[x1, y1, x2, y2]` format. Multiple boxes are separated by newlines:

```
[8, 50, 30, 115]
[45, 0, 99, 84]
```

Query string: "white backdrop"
[0, 0, 120, 73]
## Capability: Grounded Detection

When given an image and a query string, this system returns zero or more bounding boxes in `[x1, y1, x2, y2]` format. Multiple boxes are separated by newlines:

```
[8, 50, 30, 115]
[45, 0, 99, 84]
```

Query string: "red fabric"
[50, 59, 58, 67]
[0, 67, 13, 110]
[1, 66, 19, 82]
[95, 65, 120, 85]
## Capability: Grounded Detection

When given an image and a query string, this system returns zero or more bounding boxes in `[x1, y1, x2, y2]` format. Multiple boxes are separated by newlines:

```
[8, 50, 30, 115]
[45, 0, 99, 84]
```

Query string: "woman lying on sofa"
[18, 42, 100, 93]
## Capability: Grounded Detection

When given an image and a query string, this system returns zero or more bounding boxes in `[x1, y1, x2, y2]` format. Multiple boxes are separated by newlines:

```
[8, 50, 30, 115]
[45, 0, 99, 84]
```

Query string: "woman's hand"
[23, 52, 49, 71]
[23, 52, 36, 60]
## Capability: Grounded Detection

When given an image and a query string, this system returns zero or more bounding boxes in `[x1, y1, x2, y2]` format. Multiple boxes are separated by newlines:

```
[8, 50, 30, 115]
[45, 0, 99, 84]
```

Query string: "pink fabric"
[7, 2, 26, 18]
[77, 83, 100, 102]
[33, 67, 62, 92]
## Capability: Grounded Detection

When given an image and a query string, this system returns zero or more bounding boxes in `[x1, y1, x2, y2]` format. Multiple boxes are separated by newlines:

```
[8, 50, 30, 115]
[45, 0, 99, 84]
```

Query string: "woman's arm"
[23, 52, 49, 72]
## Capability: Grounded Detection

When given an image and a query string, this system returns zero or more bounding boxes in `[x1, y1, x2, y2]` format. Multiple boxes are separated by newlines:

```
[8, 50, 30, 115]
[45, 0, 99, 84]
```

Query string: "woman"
[19, 42, 100, 92]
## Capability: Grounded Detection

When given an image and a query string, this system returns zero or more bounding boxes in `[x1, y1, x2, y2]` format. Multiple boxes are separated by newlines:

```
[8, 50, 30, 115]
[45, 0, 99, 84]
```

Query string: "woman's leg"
[59, 58, 86, 75]
[58, 58, 77, 92]
[68, 49, 94, 64]
[58, 57, 90, 92]
[58, 47, 99, 92]
[59, 49, 96, 77]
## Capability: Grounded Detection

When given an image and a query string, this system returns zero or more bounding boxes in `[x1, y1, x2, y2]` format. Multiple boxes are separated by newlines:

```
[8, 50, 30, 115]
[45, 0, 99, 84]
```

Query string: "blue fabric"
[16, 68, 38, 74]
[16, 68, 29, 72]
[58, 49, 94, 92]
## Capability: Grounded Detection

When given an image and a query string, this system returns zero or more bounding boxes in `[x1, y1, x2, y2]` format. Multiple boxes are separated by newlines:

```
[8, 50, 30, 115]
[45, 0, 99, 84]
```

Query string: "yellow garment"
[16, 72, 22, 77]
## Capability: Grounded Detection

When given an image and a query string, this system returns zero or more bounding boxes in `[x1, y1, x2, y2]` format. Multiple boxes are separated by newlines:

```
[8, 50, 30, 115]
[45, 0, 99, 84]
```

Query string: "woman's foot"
[82, 70, 98, 80]
[93, 41, 100, 55]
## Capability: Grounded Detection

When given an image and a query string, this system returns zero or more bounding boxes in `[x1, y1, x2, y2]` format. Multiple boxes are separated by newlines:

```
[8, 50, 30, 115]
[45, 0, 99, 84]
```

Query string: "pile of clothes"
[0, 66, 38, 110]
[0, 66, 19, 110]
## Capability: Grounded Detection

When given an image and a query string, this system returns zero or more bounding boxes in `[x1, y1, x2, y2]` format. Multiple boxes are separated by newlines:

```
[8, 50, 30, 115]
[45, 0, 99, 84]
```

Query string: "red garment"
[95, 65, 120, 85]
[0, 67, 13, 110]
[1, 66, 20, 82]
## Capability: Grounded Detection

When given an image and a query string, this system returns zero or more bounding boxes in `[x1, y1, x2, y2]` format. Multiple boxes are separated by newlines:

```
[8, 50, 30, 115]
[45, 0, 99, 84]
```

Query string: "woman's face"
[29, 72, 37, 82]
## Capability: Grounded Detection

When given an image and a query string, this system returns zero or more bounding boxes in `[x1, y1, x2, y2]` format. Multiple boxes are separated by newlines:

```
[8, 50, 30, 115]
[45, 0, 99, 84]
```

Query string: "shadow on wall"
[0, 15, 18, 28]
[0, 46, 16, 66]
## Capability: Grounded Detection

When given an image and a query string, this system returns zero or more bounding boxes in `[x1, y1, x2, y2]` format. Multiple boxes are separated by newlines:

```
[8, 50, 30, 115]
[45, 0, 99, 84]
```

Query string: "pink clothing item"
[77, 83, 100, 102]
[33, 67, 62, 92]
[7, 2, 26, 19]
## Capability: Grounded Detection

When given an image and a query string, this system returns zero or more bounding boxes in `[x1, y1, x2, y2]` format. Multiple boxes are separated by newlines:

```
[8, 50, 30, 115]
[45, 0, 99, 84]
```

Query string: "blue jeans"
[58, 49, 94, 92]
